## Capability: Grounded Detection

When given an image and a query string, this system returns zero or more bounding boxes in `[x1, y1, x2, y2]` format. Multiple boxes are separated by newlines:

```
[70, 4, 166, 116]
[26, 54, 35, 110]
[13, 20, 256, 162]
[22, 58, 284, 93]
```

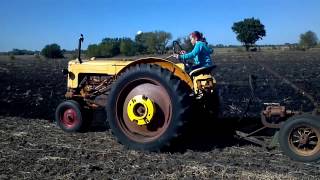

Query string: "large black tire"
[106, 64, 192, 151]
[279, 114, 320, 162]
[55, 100, 87, 132]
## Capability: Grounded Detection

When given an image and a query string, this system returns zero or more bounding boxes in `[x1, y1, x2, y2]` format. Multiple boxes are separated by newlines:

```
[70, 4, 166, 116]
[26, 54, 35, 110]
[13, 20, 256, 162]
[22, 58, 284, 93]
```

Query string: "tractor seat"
[189, 65, 217, 77]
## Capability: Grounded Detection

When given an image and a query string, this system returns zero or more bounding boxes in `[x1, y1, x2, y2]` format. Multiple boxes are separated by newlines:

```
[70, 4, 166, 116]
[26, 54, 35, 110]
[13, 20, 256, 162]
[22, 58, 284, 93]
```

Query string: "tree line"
[7, 49, 39, 55]
[4, 17, 319, 58]
[86, 31, 173, 57]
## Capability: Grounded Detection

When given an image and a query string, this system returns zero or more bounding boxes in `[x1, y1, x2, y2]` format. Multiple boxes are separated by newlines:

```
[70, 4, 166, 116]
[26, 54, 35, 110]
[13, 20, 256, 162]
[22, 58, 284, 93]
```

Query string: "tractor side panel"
[116, 58, 194, 89]
[67, 60, 131, 88]
[66, 58, 193, 89]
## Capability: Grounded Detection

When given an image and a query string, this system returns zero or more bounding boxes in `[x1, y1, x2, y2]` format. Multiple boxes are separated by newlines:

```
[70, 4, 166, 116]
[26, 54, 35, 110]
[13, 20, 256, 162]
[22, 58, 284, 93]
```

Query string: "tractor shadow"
[88, 108, 264, 152]
[170, 115, 263, 153]
[88, 108, 109, 132]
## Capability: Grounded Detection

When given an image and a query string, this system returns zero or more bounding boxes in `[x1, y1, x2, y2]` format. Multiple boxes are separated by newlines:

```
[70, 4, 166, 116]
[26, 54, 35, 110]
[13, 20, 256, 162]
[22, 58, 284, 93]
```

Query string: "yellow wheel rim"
[127, 95, 155, 125]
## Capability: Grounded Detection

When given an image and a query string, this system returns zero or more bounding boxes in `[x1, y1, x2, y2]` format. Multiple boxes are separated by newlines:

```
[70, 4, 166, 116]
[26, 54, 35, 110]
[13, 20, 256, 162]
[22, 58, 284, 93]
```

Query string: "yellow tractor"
[56, 35, 320, 162]
[55, 35, 218, 151]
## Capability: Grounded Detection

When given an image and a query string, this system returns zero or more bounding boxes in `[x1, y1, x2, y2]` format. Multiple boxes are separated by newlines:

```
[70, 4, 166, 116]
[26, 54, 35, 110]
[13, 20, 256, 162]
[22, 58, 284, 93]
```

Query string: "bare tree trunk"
[245, 44, 250, 51]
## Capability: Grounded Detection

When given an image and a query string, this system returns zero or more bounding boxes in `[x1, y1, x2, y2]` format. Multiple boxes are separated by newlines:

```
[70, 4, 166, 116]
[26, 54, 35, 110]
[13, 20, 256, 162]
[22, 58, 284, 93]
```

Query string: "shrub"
[9, 49, 35, 55]
[71, 53, 78, 60]
[34, 54, 41, 60]
[299, 31, 318, 49]
[9, 54, 15, 60]
[235, 47, 245, 52]
[41, 44, 64, 58]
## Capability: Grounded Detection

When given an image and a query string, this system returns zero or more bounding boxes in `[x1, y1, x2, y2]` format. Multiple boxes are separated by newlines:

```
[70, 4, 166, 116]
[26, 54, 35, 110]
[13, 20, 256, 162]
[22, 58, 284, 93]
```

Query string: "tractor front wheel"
[279, 114, 320, 162]
[55, 100, 86, 132]
[106, 64, 191, 151]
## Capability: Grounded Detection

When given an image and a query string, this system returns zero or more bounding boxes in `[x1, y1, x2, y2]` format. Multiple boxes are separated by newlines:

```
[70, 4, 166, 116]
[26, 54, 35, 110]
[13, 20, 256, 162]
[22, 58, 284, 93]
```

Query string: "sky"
[0, 0, 319, 51]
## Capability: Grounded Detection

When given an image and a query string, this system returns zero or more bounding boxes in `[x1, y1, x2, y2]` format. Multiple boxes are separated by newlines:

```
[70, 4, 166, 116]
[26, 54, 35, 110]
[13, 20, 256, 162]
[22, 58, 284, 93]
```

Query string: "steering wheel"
[172, 41, 187, 66]
[172, 41, 183, 54]
[172, 41, 194, 70]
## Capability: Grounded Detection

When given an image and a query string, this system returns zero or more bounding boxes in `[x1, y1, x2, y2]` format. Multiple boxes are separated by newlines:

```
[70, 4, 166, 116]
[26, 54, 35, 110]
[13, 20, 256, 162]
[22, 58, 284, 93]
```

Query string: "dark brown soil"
[1, 52, 320, 179]
[1, 116, 320, 179]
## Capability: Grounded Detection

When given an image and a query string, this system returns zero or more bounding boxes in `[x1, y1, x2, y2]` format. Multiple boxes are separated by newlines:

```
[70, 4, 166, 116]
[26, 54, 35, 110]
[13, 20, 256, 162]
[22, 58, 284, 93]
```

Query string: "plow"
[55, 35, 320, 162]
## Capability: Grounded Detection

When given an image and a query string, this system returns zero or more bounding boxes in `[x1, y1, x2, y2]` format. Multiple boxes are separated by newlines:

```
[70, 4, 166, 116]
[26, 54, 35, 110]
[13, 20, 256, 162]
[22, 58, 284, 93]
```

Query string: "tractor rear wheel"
[279, 114, 320, 162]
[106, 64, 191, 151]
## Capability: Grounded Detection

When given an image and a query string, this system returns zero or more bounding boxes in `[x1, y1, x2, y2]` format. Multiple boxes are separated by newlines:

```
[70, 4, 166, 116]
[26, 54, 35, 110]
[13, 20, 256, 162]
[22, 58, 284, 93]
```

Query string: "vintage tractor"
[55, 35, 218, 151]
[55, 35, 320, 162]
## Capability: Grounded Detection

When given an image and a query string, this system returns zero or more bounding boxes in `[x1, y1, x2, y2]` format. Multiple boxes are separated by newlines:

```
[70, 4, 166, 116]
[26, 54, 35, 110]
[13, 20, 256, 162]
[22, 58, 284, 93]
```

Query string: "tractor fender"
[116, 57, 194, 89]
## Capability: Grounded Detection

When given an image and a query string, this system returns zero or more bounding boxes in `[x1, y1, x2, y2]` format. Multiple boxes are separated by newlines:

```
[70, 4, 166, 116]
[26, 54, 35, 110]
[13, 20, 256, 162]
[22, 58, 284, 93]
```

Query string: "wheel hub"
[127, 95, 155, 125]
[290, 126, 320, 156]
[299, 134, 309, 145]
[62, 108, 78, 128]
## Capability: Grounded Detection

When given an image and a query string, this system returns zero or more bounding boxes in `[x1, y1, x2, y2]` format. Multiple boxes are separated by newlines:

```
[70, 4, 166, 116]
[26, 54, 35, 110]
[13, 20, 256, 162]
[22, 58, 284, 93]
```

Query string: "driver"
[174, 31, 214, 71]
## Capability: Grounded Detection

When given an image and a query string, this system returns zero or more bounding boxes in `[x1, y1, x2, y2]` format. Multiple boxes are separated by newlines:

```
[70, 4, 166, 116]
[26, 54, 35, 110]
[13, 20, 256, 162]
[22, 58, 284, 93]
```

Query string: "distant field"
[1, 50, 320, 119]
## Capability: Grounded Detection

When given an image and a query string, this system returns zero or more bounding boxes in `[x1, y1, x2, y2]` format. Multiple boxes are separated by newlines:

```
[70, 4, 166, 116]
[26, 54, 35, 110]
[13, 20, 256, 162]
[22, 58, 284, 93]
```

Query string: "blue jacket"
[179, 41, 213, 68]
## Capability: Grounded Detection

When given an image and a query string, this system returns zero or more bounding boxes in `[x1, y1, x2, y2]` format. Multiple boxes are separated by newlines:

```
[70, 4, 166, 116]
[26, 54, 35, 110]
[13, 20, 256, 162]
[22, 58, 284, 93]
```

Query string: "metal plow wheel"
[279, 114, 320, 162]
[288, 126, 320, 157]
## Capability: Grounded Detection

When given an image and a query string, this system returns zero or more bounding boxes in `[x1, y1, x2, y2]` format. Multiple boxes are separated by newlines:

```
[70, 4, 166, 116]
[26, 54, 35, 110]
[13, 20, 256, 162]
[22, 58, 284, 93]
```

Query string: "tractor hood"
[66, 57, 191, 89]
[68, 58, 133, 75]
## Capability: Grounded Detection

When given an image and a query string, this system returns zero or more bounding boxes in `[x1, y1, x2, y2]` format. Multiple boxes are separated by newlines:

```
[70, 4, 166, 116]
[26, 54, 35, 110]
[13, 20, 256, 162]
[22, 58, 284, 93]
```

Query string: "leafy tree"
[232, 17, 266, 51]
[155, 31, 172, 54]
[135, 33, 148, 54]
[86, 31, 172, 57]
[173, 36, 194, 52]
[181, 36, 193, 51]
[101, 38, 121, 56]
[87, 38, 121, 58]
[41, 44, 64, 58]
[299, 31, 318, 49]
[99, 41, 116, 57]
[87, 37, 137, 58]
[135, 32, 156, 54]
[144, 32, 158, 54]
[135, 31, 172, 54]
[87, 44, 100, 57]
[120, 38, 136, 56]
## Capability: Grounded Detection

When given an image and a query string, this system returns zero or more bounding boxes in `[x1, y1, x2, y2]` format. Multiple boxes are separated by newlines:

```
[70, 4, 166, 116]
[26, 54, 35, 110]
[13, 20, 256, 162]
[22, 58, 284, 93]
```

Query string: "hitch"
[261, 103, 297, 128]
[236, 103, 300, 149]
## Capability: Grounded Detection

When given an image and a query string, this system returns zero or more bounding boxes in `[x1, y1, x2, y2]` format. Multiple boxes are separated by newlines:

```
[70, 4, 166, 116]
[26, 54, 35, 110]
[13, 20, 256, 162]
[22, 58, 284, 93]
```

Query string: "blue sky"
[0, 0, 319, 51]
